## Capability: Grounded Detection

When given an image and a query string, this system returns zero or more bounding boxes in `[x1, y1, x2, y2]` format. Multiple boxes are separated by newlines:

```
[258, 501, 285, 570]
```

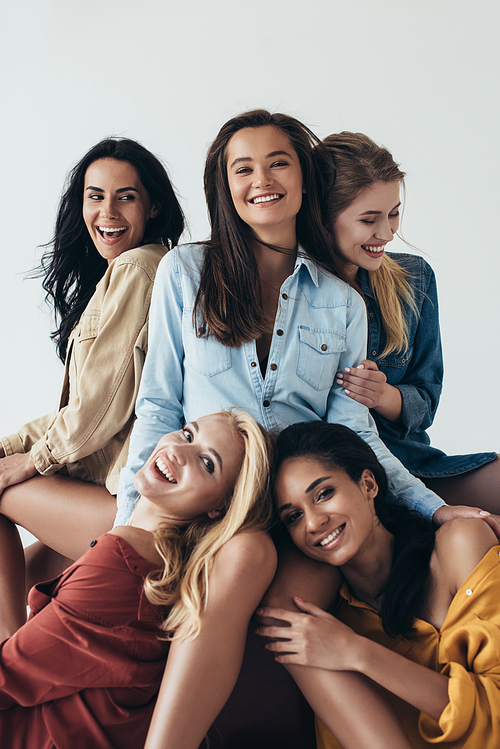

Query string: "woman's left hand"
[433, 504, 500, 538]
[0, 452, 38, 496]
[255, 597, 359, 670]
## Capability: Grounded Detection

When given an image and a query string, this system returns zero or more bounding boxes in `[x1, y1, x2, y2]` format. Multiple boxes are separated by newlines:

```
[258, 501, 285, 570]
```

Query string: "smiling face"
[226, 125, 303, 246]
[83, 158, 158, 263]
[133, 415, 245, 523]
[332, 180, 401, 282]
[274, 457, 378, 567]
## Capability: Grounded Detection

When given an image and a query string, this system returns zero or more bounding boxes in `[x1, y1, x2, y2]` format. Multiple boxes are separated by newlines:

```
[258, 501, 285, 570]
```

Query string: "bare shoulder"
[108, 526, 162, 566]
[433, 518, 497, 594]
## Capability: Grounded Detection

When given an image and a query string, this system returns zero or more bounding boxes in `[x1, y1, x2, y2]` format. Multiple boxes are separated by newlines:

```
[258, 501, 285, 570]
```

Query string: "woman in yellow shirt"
[257, 420, 500, 748]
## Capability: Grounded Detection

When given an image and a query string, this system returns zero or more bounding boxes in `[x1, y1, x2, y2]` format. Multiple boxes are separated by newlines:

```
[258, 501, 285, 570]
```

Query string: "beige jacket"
[2, 244, 166, 494]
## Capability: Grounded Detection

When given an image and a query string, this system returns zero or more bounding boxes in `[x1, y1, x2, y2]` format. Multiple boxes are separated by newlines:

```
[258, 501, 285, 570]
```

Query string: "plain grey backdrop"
[1, 0, 498, 548]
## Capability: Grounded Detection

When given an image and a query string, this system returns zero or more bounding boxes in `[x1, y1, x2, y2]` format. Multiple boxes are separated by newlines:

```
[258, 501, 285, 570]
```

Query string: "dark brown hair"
[195, 110, 346, 347]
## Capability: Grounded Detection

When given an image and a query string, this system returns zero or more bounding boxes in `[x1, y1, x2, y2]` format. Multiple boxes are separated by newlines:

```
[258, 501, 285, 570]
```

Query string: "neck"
[128, 496, 187, 533]
[251, 220, 298, 254]
[340, 523, 394, 608]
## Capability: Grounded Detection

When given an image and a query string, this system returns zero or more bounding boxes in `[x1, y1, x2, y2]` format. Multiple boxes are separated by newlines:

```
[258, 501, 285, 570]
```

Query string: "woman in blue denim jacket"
[321, 132, 499, 511]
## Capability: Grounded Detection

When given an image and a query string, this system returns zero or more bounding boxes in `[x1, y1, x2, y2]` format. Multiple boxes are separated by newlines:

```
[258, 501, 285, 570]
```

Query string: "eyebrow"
[359, 202, 401, 216]
[85, 186, 140, 194]
[277, 476, 332, 515]
[229, 150, 293, 169]
[191, 421, 223, 472]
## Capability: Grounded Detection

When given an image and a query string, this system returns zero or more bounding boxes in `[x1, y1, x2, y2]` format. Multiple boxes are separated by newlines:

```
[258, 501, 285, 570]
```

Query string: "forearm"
[355, 636, 449, 721]
[372, 383, 402, 423]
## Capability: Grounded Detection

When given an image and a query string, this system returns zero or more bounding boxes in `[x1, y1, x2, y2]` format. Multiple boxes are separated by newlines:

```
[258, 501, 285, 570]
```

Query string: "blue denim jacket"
[116, 244, 445, 525]
[359, 253, 496, 478]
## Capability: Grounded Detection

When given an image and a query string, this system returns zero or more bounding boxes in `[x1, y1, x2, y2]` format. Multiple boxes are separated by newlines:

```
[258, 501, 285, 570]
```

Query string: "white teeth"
[155, 457, 177, 483]
[362, 245, 385, 253]
[319, 524, 345, 546]
[98, 226, 127, 233]
[251, 194, 280, 204]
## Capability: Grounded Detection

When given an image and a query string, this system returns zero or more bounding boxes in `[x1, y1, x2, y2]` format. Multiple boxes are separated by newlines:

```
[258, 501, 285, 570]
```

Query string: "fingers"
[336, 363, 387, 408]
[433, 504, 492, 526]
[293, 597, 329, 618]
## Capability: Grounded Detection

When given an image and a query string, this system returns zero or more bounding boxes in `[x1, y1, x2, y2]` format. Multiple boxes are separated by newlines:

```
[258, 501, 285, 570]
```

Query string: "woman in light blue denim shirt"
[117, 111, 496, 749]
[321, 132, 499, 512]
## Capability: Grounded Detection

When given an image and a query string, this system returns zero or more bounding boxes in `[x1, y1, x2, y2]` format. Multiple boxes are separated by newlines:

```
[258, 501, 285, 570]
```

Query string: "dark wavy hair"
[195, 109, 347, 347]
[34, 138, 185, 361]
[274, 421, 435, 638]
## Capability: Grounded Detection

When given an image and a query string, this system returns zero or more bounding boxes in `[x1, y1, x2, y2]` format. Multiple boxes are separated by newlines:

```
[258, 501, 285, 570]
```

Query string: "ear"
[207, 508, 223, 520]
[360, 469, 378, 501]
[149, 202, 160, 219]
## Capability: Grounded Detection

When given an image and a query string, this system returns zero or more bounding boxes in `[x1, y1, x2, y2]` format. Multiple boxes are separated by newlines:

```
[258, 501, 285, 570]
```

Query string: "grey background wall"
[2, 0, 498, 547]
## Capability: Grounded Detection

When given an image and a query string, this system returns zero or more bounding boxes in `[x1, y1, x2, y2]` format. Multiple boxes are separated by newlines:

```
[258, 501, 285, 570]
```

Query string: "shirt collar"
[357, 267, 374, 298]
[294, 247, 321, 287]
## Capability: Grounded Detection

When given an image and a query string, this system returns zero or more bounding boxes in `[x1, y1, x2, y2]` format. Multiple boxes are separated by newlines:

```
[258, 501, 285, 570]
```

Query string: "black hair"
[33, 138, 185, 361]
[274, 421, 435, 638]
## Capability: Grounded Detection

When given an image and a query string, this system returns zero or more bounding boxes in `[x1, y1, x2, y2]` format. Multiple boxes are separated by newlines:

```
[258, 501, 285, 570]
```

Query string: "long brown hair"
[320, 132, 416, 357]
[195, 110, 347, 347]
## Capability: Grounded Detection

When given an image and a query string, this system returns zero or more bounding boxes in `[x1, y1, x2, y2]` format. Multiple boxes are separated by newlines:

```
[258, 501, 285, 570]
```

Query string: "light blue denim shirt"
[115, 244, 445, 525]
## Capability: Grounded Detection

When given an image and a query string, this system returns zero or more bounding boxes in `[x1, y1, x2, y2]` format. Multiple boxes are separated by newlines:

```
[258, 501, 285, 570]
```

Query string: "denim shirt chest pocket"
[377, 343, 414, 386]
[182, 311, 232, 376]
[296, 326, 346, 390]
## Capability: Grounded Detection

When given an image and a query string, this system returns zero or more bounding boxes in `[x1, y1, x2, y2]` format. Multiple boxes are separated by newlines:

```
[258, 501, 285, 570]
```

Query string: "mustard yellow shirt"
[317, 546, 500, 748]
[2, 245, 166, 494]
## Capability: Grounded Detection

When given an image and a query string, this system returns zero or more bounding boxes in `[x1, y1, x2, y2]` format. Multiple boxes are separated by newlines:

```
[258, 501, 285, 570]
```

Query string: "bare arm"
[259, 598, 449, 721]
[144, 531, 277, 749]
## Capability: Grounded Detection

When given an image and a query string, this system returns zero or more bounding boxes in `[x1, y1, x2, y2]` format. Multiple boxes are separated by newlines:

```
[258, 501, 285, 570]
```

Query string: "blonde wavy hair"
[320, 132, 417, 358]
[143, 410, 273, 641]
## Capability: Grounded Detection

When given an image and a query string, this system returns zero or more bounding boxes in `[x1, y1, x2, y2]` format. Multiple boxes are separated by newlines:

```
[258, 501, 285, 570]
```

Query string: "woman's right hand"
[0, 452, 38, 496]
[336, 359, 403, 422]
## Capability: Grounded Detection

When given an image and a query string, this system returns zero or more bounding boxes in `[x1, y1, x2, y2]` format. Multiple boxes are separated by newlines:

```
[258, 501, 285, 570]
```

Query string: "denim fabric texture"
[358, 253, 497, 478]
[115, 244, 446, 525]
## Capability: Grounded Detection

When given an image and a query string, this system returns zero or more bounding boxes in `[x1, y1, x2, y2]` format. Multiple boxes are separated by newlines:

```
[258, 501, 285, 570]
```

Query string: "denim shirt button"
[282, 293, 288, 300]
[270, 363, 277, 371]
[263, 400, 270, 407]
[251, 361, 257, 367]
[369, 312, 374, 318]
[276, 329, 284, 336]
[371, 350, 377, 356]
[321, 344, 327, 351]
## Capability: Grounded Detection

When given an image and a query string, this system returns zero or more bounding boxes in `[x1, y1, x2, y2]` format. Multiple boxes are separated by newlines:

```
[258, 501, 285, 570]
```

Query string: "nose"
[99, 196, 119, 220]
[304, 506, 328, 534]
[374, 217, 397, 242]
[253, 165, 274, 188]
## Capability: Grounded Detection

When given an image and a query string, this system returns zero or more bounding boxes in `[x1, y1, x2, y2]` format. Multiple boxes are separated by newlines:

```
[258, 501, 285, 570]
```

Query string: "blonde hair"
[144, 410, 273, 640]
[321, 132, 417, 357]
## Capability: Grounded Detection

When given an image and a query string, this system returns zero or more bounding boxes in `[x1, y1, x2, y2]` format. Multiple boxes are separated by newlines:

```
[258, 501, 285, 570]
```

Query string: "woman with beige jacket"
[0, 137, 184, 639]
